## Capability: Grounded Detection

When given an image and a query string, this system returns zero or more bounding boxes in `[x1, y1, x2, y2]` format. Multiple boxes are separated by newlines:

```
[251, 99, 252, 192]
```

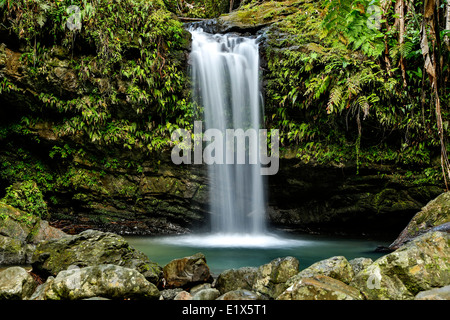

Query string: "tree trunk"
[445, 0, 450, 49]
[397, 0, 407, 87]
[420, 0, 450, 189]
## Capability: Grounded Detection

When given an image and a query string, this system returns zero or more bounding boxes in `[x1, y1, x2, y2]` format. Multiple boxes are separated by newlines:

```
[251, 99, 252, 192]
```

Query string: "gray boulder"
[414, 285, 450, 300]
[217, 289, 268, 300]
[0, 267, 37, 300]
[31, 229, 162, 284]
[192, 288, 220, 300]
[30, 264, 160, 300]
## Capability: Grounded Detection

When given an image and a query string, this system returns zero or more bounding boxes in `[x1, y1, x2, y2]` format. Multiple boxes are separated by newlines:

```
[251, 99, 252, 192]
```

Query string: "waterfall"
[190, 29, 266, 235]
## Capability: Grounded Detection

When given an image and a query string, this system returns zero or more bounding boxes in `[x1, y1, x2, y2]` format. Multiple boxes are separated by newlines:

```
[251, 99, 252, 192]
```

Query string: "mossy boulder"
[351, 231, 450, 300]
[349, 257, 373, 275]
[30, 264, 160, 300]
[215, 267, 258, 294]
[252, 256, 299, 298]
[277, 275, 364, 300]
[389, 192, 450, 250]
[31, 229, 162, 285]
[0, 235, 33, 264]
[0, 267, 37, 300]
[287, 256, 355, 286]
[0, 202, 66, 265]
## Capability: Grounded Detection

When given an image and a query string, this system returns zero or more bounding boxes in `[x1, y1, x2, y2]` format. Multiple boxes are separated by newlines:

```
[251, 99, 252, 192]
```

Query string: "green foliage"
[263, 0, 448, 174]
[0, 0, 193, 154]
[2, 181, 49, 219]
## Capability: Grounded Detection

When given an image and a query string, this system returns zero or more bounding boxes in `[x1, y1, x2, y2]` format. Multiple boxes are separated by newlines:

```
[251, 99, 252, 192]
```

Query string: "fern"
[327, 85, 343, 114]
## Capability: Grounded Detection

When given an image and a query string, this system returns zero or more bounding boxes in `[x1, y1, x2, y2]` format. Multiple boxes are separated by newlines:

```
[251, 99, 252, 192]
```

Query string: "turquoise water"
[125, 231, 391, 275]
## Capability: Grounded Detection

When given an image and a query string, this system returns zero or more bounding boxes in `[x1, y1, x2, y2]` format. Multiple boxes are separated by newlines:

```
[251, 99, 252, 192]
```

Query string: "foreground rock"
[215, 267, 258, 294]
[414, 285, 450, 300]
[0, 235, 33, 264]
[163, 252, 213, 289]
[287, 256, 354, 287]
[277, 275, 364, 300]
[389, 192, 450, 250]
[217, 289, 268, 300]
[0, 267, 37, 300]
[252, 256, 299, 299]
[351, 231, 450, 300]
[30, 264, 160, 300]
[31, 229, 162, 284]
[349, 257, 373, 275]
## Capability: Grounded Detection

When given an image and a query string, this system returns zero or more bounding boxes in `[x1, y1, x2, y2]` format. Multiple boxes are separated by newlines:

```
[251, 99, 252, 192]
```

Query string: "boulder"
[160, 288, 183, 300]
[0, 235, 33, 265]
[287, 256, 354, 287]
[27, 220, 67, 245]
[215, 267, 258, 294]
[0, 204, 31, 241]
[349, 257, 373, 275]
[30, 264, 160, 300]
[389, 192, 450, 250]
[31, 229, 162, 284]
[252, 256, 299, 299]
[163, 252, 212, 288]
[351, 231, 450, 300]
[192, 288, 220, 300]
[190, 283, 212, 295]
[216, 289, 268, 300]
[0, 267, 37, 300]
[0, 202, 65, 243]
[277, 275, 364, 300]
[0, 202, 67, 265]
[173, 290, 193, 300]
[414, 286, 450, 300]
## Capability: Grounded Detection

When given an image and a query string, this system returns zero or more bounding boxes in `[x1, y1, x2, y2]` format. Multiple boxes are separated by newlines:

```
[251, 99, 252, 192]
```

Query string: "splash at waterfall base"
[170, 121, 279, 176]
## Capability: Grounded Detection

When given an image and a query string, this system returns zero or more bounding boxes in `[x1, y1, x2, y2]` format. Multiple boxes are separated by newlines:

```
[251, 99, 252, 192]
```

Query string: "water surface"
[126, 232, 390, 275]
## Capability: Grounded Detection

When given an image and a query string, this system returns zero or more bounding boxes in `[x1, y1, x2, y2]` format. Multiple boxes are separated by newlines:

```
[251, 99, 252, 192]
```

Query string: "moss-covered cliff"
[0, 0, 447, 236]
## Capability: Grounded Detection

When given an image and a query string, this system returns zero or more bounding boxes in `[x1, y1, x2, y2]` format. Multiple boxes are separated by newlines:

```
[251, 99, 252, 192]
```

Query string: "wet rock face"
[266, 160, 444, 235]
[388, 191, 450, 250]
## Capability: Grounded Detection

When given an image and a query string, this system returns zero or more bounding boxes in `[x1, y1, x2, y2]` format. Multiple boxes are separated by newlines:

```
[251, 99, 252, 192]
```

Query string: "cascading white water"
[190, 28, 266, 235]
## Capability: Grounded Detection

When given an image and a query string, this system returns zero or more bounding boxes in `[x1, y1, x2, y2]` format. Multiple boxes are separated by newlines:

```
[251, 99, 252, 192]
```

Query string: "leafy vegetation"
[2, 180, 49, 219]
[0, 0, 193, 154]
[263, 0, 449, 180]
[0, 0, 447, 223]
